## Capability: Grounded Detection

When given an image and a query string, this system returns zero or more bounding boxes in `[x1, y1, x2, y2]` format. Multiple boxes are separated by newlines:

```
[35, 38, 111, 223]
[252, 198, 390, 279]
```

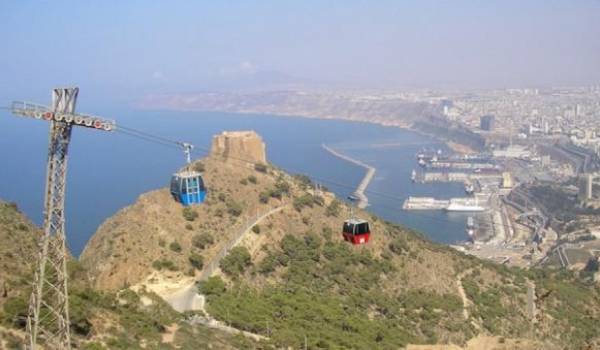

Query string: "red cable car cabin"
[342, 218, 371, 245]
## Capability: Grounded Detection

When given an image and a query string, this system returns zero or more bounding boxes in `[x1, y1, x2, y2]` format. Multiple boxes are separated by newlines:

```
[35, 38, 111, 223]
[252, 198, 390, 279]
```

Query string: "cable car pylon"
[10, 88, 115, 350]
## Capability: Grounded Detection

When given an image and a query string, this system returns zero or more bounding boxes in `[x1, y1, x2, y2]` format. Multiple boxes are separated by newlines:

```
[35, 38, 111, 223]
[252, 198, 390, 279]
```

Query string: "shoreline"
[321, 144, 375, 209]
[141, 105, 475, 155]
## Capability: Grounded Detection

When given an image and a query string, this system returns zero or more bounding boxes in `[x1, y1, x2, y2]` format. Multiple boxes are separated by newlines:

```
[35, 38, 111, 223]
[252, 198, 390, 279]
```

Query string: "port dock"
[323, 144, 375, 209]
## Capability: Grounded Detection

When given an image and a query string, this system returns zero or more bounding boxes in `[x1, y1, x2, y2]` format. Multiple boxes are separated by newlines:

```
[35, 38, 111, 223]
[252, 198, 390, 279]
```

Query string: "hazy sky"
[1, 1, 599, 103]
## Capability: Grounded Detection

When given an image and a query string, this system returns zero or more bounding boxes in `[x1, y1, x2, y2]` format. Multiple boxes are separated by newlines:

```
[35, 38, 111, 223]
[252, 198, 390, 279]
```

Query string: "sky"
[0, 1, 599, 104]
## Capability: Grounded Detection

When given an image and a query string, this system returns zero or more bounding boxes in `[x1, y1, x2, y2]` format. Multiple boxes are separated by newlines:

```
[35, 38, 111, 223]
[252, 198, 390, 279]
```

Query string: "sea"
[0, 109, 469, 256]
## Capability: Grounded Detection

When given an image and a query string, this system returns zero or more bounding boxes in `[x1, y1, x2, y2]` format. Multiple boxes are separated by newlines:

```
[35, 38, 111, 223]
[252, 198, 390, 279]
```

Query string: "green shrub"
[322, 226, 333, 241]
[182, 207, 198, 222]
[326, 200, 340, 217]
[252, 225, 261, 234]
[220, 247, 252, 276]
[248, 175, 257, 184]
[293, 194, 316, 211]
[240, 178, 248, 185]
[389, 237, 408, 255]
[226, 200, 244, 217]
[254, 163, 267, 173]
[192, 233, 214, 250]
[152, 259, 178, 271]
[169, 241, 182, 253]
[199, 276, 226, 297]
[185, 223, 193, 230]
[259, 191, 270, 204]
[294, 174, 313, 189]
[2, 295, 28, 328]
[275, 180, 290, 195]
[258, 253, 278, 274]
[189, 253, 204, 270]
[82, 342, 107, 350]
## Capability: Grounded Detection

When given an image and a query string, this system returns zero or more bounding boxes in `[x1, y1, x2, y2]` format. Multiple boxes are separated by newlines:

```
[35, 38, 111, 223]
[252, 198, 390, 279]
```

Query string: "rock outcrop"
[210, 130, 266, 165]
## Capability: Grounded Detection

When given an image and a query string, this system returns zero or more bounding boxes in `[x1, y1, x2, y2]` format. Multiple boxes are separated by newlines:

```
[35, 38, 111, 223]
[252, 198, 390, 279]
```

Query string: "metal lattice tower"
[10, 88, 115, 349]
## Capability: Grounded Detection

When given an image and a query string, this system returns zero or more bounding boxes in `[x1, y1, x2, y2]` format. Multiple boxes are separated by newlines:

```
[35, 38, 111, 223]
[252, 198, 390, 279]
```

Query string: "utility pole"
[10, 88, 115, 349]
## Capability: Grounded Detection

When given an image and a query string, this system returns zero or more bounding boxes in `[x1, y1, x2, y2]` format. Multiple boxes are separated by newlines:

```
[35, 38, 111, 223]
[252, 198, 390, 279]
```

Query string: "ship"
[411, 169, 417, 182]
[464, 182, 474, 194]
[466, 216, 475, 236]
[446, 198, 485, 212]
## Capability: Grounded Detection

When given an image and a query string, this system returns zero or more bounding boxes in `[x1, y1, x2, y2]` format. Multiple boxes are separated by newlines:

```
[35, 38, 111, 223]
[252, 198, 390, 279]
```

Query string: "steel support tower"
[10, 88, 115, 349]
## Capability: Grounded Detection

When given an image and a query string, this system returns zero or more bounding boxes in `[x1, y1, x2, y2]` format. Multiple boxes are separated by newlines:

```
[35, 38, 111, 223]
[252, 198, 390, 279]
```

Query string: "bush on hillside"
[220, 247, 252, 276]
[169, 241, 182, 253]
[293, 194, 317, 211]
[226, 200, 244, 217]
[152, 259, 178, 271]
[326, 200, 340, 217]
[259, 191, 270, 204]
[192, 233, 214, 250]
[1, 295, 28, 328]
[199, 276, 226, 297]
[254, 163, 267, 173]
[294, 174, 313, 189]
[189, 253, 204, 270]
[182, 207, 198, 222]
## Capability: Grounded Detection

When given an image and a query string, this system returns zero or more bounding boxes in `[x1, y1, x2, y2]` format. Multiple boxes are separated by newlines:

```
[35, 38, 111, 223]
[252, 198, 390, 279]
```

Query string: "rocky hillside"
[79, 131, 600, 349]
[0, 200, 265, 349]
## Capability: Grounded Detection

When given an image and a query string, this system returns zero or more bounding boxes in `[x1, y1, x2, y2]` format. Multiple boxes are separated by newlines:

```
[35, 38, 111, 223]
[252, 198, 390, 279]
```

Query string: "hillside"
[79, 131, 600, 349]
[0, 201, 263, 348]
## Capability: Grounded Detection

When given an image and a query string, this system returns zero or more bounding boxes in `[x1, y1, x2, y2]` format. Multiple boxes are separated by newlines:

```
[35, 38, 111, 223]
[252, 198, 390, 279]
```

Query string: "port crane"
[10, 88, 115, 350]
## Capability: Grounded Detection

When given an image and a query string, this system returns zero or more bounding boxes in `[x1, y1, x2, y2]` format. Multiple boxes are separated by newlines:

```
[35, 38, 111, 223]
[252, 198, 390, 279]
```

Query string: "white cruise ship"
[446, 198, 485, 212]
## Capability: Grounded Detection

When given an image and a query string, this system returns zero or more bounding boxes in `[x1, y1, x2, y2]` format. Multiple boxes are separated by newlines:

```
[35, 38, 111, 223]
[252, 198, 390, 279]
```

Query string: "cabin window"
[343, 222, 353, 234]
[356, 223, 369, 234]
[170, 177, 180, 193]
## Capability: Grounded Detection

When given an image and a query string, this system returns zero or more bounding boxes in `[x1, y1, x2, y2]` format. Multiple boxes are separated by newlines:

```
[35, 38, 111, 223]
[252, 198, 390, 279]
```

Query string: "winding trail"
[456, 270, 472, 320]
[162, 205, 286, 340]
[322, 144, 375, 209]
[526, 279, 537, 323]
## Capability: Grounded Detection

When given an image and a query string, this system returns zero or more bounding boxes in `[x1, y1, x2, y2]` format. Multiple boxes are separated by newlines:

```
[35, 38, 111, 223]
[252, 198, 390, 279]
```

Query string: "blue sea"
[0, 109, 469, 256]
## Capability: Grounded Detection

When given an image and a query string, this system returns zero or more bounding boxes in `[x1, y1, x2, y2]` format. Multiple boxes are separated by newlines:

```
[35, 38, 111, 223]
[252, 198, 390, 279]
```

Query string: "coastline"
[141, 105, 474, 156]
[321, 144, 375, 209]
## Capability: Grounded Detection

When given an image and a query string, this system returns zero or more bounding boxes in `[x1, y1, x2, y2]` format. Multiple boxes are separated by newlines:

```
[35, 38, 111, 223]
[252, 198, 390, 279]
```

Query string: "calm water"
[0, 109, 468, 256]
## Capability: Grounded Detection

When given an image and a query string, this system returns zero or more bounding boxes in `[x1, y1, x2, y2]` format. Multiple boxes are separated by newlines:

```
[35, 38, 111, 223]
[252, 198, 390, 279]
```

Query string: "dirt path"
[159, 205, 286, 341]
[456, 270, 472, 320]
[526, 279, 537, 323]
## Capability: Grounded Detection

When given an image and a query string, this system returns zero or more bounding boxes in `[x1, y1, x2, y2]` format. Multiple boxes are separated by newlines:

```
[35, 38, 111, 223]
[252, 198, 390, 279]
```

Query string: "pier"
[322, 144, 375, 209]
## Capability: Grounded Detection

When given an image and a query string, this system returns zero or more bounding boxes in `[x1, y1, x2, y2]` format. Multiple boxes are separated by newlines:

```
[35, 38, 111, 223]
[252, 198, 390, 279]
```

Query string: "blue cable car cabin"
[170, 170, 207, 206]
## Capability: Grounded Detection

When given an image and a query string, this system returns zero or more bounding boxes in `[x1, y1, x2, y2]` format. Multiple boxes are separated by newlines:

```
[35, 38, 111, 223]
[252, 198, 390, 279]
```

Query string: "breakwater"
[322, 144, 375, 209]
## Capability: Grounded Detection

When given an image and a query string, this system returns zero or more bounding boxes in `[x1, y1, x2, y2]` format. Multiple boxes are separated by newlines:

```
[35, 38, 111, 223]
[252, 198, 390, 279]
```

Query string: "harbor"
[322, 144, 376, 209]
